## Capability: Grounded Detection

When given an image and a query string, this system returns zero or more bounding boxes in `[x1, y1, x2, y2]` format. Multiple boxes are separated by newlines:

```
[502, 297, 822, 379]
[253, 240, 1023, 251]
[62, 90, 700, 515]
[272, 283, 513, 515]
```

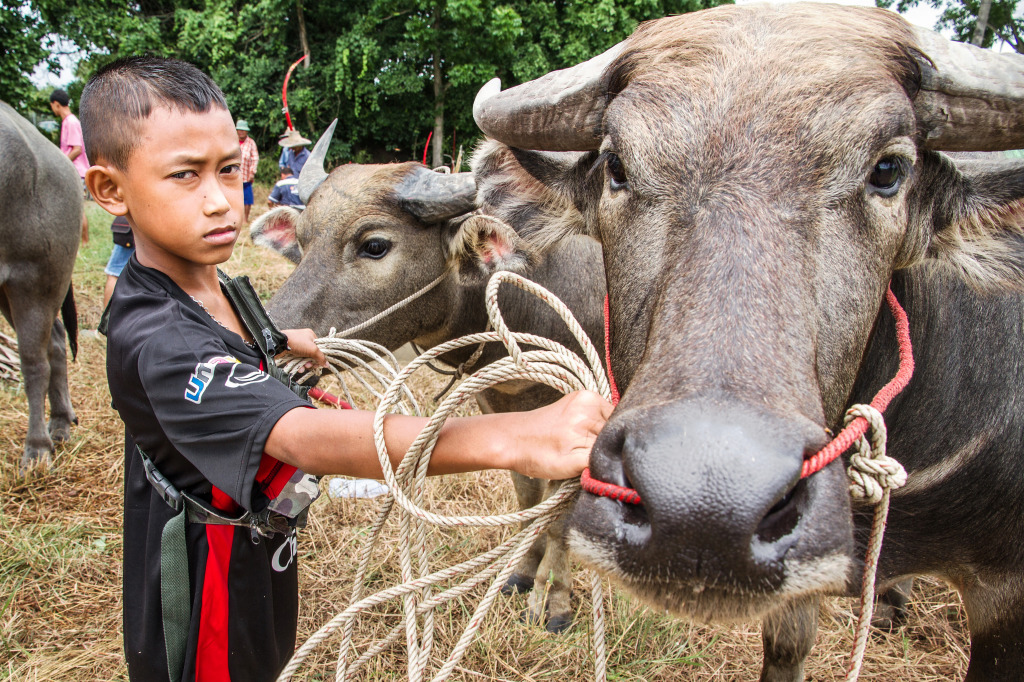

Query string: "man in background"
[50, 88, 90, 243]
[236, 119, 259, 223]
[278, 128, 311, 177]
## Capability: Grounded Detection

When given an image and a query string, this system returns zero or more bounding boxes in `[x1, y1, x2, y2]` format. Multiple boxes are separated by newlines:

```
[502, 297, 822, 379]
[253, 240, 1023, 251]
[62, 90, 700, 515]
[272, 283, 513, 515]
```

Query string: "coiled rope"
[276, 271, 612, 682]
[279, 274, 910, 681]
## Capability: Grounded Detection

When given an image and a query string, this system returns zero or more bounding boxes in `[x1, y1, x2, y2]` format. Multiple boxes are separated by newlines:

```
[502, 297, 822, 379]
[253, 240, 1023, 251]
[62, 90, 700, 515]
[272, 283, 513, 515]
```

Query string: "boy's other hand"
[281, 328, 327, 370]
[508, 391, 613, 480]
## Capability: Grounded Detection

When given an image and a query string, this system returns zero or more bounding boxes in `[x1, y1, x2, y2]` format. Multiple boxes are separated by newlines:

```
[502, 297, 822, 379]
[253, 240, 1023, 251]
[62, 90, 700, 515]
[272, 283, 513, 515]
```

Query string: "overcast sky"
[31, 1, 956, 90]
[735, 0, 946, 33]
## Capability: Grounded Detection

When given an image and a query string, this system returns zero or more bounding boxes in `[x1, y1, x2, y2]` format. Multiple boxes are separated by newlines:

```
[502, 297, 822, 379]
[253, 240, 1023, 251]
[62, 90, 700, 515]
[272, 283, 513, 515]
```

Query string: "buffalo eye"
[606, 153, 628, 190]
[868, 157, 903, 197]
[358, 237, 391, 259]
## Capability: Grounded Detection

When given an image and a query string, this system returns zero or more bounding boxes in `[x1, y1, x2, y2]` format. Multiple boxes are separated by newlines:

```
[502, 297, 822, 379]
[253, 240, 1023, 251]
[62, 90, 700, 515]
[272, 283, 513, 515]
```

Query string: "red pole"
[282, 54, 310, 131]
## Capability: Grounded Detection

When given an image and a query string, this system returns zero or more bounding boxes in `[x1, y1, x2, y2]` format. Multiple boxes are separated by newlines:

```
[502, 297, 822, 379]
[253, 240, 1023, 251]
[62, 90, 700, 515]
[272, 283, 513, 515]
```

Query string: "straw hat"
[279, 129, 312, 148]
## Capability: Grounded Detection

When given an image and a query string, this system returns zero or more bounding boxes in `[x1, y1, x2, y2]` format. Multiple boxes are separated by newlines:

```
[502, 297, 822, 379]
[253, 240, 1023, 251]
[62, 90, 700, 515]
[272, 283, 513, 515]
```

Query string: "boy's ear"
[86, 165, 128, 217]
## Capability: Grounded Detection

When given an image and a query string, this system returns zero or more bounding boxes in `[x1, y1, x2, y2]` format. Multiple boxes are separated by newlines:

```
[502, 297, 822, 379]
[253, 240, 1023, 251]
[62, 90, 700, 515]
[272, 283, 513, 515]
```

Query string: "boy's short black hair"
[80, 56, 229, 170]
[282, 166, 294, 176]
[49, 88, 70, 106]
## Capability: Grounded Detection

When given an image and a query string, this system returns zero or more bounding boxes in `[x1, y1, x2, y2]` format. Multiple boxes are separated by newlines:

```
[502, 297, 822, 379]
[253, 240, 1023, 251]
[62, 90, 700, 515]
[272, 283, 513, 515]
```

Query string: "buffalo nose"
[588, 399, 826, 587]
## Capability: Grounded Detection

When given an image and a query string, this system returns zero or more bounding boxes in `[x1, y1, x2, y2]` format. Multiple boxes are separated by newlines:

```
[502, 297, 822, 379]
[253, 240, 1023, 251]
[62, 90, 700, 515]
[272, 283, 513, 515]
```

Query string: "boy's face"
[92, 105, 243, 279]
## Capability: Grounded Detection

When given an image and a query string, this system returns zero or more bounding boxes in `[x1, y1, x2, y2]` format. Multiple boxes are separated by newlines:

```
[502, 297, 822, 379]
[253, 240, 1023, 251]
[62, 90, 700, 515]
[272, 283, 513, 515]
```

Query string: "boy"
[80, 57, 610, 682]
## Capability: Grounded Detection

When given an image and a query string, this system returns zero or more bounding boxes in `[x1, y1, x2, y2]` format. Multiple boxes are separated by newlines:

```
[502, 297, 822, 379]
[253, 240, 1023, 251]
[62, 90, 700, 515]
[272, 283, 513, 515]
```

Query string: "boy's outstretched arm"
[264, 391, 612, 480]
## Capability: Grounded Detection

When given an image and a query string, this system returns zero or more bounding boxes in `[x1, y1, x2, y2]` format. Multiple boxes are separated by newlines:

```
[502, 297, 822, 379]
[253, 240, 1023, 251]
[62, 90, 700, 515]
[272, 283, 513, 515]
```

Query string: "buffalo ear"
[927, 154, 1024, 291]
[446, 214, 536, 285]
[470, 140, 595, 251]
[250, 207, 303, 264]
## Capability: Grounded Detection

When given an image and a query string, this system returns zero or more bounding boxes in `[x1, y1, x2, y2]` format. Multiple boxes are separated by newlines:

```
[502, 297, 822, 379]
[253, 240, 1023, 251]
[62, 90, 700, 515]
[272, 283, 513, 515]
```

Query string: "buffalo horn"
[396, 167, 478, 224]
[914, 28, 1024, 151]
[472, 41, 625, 151]
[297, 118, 336, 204]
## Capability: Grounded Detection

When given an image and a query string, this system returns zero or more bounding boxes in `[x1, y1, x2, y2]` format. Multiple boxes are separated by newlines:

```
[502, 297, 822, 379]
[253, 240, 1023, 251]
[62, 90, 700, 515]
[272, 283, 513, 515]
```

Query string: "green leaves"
[6, 0, 730, 164]
[875, 0, 1023, 52]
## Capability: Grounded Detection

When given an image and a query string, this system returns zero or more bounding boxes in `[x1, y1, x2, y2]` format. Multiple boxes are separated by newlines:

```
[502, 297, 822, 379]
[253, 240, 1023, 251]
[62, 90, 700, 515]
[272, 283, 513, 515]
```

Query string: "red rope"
[582, 285, 914, 505]
[603, 294, 621, 406]
[581, 468, 641, 505]
[800, 285, 914, 478]
[308, 386, 352, 410]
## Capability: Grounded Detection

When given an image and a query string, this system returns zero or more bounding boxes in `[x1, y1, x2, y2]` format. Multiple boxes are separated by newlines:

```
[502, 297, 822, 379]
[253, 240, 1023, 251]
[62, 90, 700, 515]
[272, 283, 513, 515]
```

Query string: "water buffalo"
[0, 101, 80, 472]
[471, 4, 1024, 680]
[252, 123, 606, 632]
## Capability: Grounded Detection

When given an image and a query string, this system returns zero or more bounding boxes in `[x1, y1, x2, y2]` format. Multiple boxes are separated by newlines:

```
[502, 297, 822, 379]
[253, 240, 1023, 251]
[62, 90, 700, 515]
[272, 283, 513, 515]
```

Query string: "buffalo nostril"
[755, 478, 805, 546]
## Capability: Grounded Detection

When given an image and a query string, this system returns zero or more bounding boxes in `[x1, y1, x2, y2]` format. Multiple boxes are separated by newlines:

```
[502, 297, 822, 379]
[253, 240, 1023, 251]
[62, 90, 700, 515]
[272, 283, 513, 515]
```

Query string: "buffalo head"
[472, 3, 1024, 624]
[253, 120, 532, 349]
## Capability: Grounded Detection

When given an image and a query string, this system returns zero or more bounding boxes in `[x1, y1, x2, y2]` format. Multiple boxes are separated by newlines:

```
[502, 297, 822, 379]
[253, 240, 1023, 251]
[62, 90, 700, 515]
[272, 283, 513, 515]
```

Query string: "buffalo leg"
[1, 292, 57, 471]
[45, 317, 76, 443]
[504, 473, 546, 595]
[760, 595, 819, 682]
[872, 578, 914, 631]
[524, 496, 574, 633]
[962, 576, 1024, 681]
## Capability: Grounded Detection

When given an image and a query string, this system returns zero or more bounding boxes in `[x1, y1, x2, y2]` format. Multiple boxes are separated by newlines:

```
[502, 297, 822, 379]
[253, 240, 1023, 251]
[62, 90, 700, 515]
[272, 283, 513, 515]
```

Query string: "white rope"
[332, 273, 448, 339]
[275, 271, 906, 682]
[842, 403, 907, 682]
[276, 271, 611, 682]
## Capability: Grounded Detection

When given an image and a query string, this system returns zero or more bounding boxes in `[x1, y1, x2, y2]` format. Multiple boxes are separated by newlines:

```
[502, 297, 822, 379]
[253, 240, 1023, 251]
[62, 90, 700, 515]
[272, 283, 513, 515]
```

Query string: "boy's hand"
[508, 391, 613, 480]
[281, 328, 327, 370]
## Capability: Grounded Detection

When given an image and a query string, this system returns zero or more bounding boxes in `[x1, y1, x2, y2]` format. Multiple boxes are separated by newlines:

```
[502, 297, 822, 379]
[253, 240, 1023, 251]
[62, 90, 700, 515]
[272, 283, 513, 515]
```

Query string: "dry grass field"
[1, 196, 971, 681]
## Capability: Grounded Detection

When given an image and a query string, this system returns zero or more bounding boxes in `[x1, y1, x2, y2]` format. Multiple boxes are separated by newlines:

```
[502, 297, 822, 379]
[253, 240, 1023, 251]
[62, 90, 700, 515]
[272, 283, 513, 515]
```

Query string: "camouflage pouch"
[255, 468, 321, 536]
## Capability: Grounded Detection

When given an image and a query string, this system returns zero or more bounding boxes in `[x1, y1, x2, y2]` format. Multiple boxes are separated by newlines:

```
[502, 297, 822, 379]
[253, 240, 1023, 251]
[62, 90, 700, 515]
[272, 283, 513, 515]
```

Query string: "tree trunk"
[297, 0, 310, 67]
[973, 0, 993, 46]
[432, 7, 444, 169]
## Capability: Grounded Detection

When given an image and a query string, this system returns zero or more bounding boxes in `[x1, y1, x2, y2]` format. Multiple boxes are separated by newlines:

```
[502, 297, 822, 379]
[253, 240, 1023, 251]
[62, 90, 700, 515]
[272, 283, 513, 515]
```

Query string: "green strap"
[160, 506, 191, 682]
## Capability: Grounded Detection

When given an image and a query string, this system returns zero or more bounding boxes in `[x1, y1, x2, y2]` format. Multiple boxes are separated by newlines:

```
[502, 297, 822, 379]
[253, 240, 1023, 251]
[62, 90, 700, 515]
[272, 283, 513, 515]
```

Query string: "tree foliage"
[877, 0, 1024, 52]
[7, 0, 730, 164]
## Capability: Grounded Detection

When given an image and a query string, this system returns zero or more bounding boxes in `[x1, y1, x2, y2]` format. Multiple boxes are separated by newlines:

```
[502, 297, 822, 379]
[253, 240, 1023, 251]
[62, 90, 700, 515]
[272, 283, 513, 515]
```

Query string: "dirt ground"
[0, 199, 971, 681]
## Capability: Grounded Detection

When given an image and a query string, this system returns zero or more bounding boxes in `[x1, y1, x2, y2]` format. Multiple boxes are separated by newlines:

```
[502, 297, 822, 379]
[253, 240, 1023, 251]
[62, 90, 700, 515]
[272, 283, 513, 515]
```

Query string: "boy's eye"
[170, 170, 197, 180]
[221, 164, 241, 175]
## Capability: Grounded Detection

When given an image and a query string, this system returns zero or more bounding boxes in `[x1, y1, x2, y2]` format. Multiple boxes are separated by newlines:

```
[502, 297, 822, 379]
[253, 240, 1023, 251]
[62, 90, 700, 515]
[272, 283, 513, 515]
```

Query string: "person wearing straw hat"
[277, 128, 310, 177]
[235, 118, 259, 223]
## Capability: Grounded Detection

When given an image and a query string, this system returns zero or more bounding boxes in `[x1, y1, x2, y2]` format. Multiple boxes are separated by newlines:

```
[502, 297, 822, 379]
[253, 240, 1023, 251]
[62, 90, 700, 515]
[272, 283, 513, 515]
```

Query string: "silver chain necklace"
[189, 294, 256, 348]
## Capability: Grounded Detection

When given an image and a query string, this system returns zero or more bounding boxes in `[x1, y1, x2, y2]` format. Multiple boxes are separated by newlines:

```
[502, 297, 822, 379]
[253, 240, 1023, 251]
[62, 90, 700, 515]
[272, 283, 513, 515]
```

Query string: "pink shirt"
[60, 114, 90, 179]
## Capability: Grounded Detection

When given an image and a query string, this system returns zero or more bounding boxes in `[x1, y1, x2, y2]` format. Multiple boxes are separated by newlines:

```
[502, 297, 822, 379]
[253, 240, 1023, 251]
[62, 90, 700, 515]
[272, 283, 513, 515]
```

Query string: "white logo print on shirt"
[184, 356, 270, 404]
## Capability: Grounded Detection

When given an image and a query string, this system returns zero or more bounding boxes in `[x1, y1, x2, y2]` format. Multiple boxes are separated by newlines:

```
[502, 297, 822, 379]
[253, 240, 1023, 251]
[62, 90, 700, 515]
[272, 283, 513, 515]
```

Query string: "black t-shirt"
[107, 257, 311, 682]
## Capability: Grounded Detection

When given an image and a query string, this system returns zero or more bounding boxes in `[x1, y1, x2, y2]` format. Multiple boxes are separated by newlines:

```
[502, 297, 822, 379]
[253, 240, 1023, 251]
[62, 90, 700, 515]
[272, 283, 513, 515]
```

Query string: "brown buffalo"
[252, 123, 606, 632]
[472, 4, 1024, 680]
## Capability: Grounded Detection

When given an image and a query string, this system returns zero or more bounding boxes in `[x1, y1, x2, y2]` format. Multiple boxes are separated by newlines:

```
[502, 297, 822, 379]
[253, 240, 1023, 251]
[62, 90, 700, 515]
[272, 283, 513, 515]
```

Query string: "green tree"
[877, 0, 1024, 52]
[1, 0, 54, 107]
[8, 0, 731, 166]
[333, 0, 729, 168]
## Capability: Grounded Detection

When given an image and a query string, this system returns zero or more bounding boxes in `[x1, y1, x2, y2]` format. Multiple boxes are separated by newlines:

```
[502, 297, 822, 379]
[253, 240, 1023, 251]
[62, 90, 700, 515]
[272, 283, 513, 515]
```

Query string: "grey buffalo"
[252, 123, 606, 632]
[472, 4, 1024, 681]
[0, 101, 80, 472]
